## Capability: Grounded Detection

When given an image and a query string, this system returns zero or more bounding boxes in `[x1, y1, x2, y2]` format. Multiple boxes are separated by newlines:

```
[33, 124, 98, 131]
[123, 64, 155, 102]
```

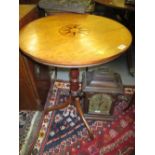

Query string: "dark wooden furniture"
[82, 69, 123, 120]
[19, 5, 50, 110]
[19, 0, 40, 4]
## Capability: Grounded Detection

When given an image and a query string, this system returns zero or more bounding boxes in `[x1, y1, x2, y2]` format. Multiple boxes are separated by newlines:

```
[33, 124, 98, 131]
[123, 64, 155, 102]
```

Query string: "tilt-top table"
[19, 13, 132, 139]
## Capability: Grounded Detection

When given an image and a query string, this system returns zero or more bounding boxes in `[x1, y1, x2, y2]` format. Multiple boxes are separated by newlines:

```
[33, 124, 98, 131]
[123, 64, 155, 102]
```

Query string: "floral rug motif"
[30, 81, 135, 155]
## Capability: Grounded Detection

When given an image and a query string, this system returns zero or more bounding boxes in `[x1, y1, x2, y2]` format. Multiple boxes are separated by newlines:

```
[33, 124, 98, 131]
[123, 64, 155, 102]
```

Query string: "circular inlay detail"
[59, 24, 88, 36]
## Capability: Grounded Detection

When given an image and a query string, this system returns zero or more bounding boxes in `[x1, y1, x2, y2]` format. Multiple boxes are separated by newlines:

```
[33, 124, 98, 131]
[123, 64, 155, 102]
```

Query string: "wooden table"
[95, 0, 134, 11]
[19, 13, 132, 139]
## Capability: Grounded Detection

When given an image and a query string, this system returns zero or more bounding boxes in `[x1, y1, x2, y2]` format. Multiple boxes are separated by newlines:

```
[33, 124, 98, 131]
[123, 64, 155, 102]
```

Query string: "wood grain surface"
[19, 13, 132, 68]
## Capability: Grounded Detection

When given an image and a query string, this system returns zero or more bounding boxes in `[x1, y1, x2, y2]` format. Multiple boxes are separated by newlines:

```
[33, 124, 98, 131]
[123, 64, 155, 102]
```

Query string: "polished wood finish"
[44, 68, 94, 138]
[20, 5, 36, 19]
[45, 96, 71, 114]
[95, 0, 134, 11]
[70, 69, 80, 96]
[75, 97, 94, 139]
[70, 69, 94, 138]
[19, 13, 132, 138]
[20, 5, 38, 29]
[20, 52, 41, 110]
[19, 5, 50, 110]
[19, 13, 132, 68]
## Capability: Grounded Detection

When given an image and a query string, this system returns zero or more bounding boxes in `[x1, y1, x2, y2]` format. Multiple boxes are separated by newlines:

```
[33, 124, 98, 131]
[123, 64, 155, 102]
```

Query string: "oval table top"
[19, 13, 132, 68]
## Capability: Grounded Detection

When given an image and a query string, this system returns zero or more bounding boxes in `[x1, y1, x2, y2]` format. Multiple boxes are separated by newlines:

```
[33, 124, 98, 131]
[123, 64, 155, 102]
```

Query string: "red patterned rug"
[30, 81, 135, 155]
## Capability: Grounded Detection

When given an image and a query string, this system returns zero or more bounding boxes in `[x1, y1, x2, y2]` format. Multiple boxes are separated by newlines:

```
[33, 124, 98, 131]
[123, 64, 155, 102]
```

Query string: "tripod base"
[44, 68, 94, 139]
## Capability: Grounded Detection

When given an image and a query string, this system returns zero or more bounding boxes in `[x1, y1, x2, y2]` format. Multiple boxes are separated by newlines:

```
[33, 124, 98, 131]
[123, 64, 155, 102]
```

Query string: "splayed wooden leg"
[45, 68, 94, 140]
[75, 97, 94, 140]
[44, 96, 71, 114]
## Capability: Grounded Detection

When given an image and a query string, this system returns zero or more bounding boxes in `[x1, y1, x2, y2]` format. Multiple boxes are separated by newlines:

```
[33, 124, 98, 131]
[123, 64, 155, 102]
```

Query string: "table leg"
[70, 68, 94, 139]
[44, 96, 71, 114]
[45, 68, 94, 139]
[75, 97, 94, 139]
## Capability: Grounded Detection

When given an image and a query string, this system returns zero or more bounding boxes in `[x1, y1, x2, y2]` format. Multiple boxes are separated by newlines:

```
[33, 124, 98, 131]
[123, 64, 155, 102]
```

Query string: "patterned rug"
[30, 81, 135, 155]
[19, 111, 43, 155]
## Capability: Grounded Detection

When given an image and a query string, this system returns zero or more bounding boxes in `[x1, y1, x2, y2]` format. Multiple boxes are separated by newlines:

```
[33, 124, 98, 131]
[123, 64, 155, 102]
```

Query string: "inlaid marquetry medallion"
[59, 24, 88, 36]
